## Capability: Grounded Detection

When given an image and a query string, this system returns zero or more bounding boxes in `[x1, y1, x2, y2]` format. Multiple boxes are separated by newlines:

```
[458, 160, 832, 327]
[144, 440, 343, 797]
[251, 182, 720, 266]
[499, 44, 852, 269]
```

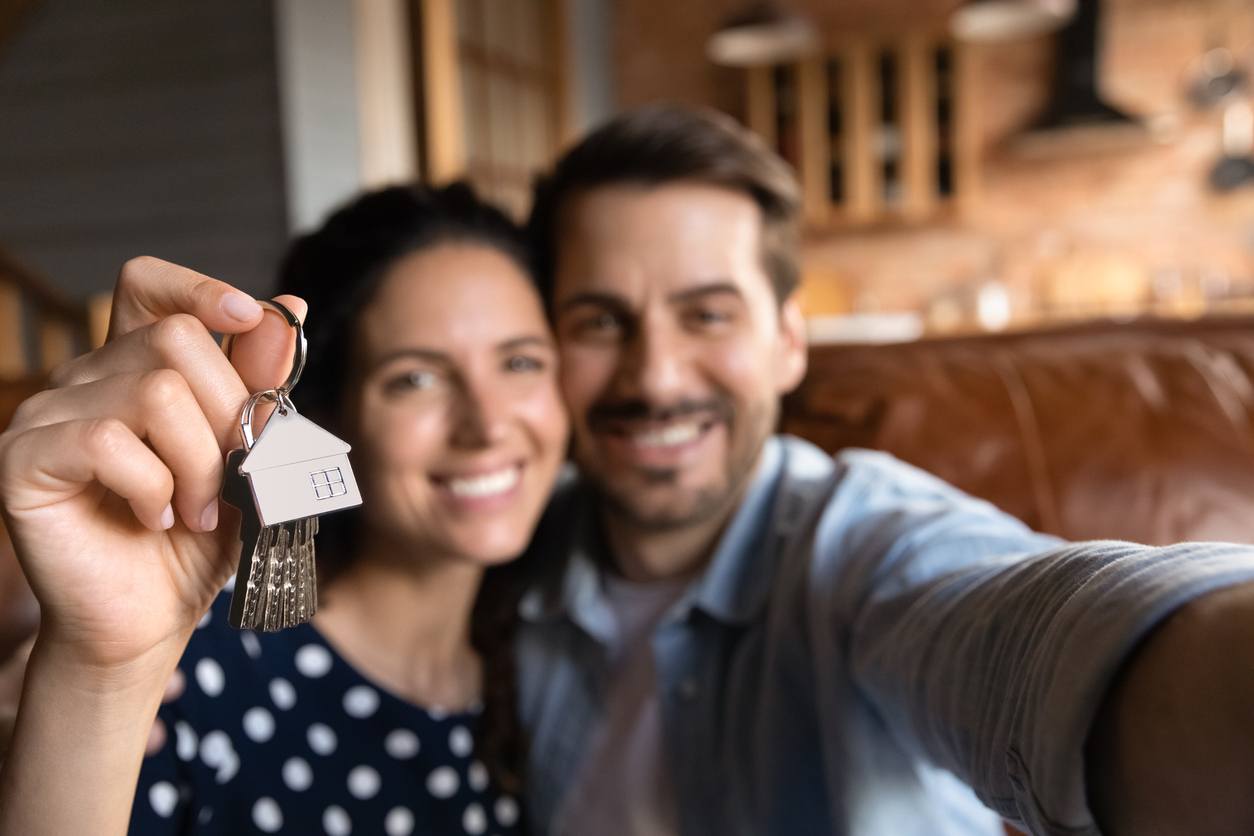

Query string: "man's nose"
[617, 321, 690, 405]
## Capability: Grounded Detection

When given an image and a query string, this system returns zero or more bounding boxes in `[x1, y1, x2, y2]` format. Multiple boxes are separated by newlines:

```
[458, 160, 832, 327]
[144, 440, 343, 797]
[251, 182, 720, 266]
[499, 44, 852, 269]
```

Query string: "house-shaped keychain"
[239, 406, 362, 526]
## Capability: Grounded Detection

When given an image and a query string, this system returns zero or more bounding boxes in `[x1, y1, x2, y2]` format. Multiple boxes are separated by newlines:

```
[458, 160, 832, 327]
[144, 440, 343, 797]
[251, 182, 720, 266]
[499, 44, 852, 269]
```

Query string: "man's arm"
[821, 450, 1254, 835]
[1087, 581, 1254, 835]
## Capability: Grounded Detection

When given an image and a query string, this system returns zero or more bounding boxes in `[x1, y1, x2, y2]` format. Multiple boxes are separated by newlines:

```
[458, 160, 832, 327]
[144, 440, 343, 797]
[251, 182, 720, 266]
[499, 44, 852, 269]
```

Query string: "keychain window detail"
[310, 467, 348, 500]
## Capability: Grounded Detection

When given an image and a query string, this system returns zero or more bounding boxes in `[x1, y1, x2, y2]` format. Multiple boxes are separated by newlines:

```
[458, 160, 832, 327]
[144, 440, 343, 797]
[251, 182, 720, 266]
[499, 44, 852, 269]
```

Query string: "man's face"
[552, 183, 807, 531]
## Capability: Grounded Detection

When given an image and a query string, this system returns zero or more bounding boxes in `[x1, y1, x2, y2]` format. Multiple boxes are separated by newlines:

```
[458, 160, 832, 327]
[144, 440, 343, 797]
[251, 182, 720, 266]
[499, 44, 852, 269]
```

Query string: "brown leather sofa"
[782, 315, 1254, 546]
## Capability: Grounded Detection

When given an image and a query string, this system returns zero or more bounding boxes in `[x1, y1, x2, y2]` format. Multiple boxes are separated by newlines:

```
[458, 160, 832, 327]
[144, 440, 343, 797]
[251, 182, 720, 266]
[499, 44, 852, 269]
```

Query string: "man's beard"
[580, 394, 778, 532]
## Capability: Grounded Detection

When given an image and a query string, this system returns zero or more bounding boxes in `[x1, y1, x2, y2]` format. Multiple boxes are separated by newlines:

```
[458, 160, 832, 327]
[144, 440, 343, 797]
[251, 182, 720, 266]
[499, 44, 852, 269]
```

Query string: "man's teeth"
[631, 421, 702, 448]
[447, 468, 520, 498]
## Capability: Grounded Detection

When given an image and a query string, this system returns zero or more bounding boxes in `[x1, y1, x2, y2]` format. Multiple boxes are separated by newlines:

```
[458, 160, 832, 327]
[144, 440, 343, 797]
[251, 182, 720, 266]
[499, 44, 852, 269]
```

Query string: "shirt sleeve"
[818, 449, 1254, 835]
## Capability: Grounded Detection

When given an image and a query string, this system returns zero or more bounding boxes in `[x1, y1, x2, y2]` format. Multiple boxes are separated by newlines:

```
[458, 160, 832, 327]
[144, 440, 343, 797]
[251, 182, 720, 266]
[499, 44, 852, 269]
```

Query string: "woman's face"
[349, 243, 568, 566]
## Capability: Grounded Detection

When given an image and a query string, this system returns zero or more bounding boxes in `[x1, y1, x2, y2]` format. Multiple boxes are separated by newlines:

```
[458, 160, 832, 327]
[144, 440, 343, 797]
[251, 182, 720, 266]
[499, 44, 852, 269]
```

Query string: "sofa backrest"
[781, 316, 1254, 545]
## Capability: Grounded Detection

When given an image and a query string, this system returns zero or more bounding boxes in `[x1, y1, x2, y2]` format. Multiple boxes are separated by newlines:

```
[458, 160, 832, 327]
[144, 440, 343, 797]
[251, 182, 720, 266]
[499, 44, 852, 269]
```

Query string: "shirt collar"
[519, 437, 787, 632]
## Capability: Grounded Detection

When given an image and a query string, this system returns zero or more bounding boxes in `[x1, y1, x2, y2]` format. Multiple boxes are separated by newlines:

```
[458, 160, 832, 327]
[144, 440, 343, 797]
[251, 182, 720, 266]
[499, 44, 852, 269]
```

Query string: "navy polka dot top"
[131, 591, 525, 835]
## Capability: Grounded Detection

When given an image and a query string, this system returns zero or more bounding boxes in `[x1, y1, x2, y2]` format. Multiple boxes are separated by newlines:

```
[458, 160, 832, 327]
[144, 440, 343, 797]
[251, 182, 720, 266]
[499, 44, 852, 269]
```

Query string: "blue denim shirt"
[515, 436, 1254, 835]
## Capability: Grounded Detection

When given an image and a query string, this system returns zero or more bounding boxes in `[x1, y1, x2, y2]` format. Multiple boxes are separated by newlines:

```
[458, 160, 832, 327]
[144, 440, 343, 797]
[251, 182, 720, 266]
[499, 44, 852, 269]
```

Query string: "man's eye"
[505, 355, 544, 373]
[688, 307, 733, 327]
[572, 311, 624, 338]
[589, 312, 621, 331]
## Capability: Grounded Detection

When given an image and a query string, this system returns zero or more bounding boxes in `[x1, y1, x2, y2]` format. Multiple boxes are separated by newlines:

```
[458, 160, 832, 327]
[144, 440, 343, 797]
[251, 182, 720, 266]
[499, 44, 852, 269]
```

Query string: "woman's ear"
[775, 296, 808, 395]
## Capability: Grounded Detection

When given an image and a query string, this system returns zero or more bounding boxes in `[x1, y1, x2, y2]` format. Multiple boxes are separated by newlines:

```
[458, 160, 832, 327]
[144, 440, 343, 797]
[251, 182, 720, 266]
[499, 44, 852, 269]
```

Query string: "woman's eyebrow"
[497, 335, 555, 352]
[371, 347, 451, 369]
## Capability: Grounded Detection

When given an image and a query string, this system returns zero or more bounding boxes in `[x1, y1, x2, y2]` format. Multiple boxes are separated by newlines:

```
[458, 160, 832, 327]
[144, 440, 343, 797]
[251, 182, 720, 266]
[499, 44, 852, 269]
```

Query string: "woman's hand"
[0, 257, 306, 673]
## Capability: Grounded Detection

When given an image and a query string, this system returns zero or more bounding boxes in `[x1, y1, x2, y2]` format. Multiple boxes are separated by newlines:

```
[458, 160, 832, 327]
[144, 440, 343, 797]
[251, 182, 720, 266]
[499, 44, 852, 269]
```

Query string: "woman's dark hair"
[275, 180, 534, 794]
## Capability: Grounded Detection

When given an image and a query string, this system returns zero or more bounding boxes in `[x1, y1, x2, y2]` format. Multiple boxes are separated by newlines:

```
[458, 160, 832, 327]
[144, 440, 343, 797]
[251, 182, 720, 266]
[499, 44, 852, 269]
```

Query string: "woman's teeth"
[446, 467, 520, 499]
[631, 421, 702, 449]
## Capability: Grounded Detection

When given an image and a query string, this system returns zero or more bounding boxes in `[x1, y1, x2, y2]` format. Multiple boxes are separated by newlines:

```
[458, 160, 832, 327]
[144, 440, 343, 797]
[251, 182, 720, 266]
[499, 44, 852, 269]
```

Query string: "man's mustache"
[587, 397, 733, 430]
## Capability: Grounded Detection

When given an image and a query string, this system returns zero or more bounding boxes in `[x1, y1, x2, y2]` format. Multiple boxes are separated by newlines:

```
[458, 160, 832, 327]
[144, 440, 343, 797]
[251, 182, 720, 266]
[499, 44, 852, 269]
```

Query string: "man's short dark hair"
[529, 104, 802, 306]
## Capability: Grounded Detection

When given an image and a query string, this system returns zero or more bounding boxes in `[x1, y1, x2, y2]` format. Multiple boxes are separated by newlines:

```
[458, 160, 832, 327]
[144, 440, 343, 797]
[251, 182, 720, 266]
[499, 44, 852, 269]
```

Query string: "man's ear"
[775, 295, 808, 395]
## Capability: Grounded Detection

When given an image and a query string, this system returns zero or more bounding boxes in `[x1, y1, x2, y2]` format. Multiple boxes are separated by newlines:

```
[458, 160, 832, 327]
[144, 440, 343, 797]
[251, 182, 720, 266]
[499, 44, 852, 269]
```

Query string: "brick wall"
[615, 0, 1254, 329]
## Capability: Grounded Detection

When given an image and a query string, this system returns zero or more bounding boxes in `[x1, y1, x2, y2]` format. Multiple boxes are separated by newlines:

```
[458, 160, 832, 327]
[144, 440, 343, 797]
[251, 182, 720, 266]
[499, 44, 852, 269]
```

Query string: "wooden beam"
[353, 0, 420, 186]
[746, 65, 776, 149]
[550, 0, 575, 148]
[419, 0, 466, 181]
[952, 39, 982, 215]
[88, 292, 112, 349]
[0, 0, 37, 61]
[0, 283, 24, 377]
[37, 314, 73, 372]
[841, 42, 881, 224]
[797, 57, 830, 227]
[899, 35, 938, 221]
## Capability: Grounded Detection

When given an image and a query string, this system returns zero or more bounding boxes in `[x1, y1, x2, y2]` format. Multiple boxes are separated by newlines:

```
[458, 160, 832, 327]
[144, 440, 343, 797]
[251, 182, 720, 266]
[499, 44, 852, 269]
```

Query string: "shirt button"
[678, 678, 699, 700]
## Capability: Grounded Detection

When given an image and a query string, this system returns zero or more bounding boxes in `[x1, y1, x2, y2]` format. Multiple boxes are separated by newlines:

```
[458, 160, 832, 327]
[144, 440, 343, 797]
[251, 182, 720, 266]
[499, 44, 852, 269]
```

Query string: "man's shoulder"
[776, 435, 971, 507]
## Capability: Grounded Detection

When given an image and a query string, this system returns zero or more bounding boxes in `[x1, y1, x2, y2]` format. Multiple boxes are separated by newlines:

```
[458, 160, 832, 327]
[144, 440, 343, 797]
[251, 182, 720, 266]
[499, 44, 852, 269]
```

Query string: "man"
[508, 104, 1254, 835]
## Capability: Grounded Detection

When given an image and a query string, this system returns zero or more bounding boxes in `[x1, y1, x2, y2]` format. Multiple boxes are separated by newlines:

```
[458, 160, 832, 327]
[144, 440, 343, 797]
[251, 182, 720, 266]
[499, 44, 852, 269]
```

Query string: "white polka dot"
[323, 805, 352, 836]
[468, 760, 489, 792]
[252, 797, 283, 833]
[347, 765, 381, 799]
[282, 756, 313, 791]
[149, 781, 178, 817]
[449, 725, 473, 758]
[197, 807, 213, 825]
[240, 631, 261, 659]
[295, 644, 333, 678]
[463, 802, 487, 834]
[385, 729, 420, 759]
[427, 705, 449, 721]
[270, 677, 297, 710]
[215, 749, 240, 784]
[426, 766, 459, 798]
[199, 730, 232, 768]
[495, 796, 519, 827]
[342, 684, 380, 718]
[307, 722, 337, 755]
[194, 658, 225, 697]
[242, 707, 275, 743]
[196, 609, 212, 629]
[384, 806, 414, 836]
[174, 721, 198, 762]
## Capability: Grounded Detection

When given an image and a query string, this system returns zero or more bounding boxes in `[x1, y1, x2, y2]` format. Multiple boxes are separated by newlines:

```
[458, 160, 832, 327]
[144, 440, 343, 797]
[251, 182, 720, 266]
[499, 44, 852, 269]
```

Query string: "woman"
[0, 182, 568, 834]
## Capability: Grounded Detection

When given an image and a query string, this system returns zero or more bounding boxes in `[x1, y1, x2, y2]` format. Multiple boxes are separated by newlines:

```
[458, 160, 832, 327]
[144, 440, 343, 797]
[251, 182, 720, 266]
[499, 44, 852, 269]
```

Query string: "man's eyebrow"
[557, 292, 629, 315]
[668, 281, 745, 304]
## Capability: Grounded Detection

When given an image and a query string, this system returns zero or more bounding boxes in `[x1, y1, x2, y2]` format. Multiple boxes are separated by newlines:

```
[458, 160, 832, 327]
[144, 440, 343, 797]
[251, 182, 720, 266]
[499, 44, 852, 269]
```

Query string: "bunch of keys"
[221, 300, 363, 631]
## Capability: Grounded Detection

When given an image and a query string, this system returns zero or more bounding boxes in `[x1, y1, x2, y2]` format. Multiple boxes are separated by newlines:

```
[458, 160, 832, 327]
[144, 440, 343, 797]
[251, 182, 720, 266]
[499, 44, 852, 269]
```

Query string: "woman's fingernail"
[222, 292, 262, 323]
[160, 504, 175, 531]
[199, 501, 219, 532]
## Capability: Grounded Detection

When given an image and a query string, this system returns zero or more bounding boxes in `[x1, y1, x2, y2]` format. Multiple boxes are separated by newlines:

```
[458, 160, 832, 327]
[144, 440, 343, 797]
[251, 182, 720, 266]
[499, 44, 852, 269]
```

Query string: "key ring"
[258, 299, 306, 395]
[221, 298, 307, 396]
[232, 298, 306, 450]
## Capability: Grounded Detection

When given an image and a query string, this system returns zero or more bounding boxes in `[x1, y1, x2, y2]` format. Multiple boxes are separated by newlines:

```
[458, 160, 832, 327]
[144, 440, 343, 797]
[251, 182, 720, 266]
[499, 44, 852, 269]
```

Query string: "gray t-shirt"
[555, 573, 688, 836]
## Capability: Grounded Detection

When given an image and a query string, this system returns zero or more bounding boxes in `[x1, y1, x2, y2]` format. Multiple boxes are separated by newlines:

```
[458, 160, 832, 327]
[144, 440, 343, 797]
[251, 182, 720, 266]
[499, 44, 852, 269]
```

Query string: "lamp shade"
[950, 0, 1076, 42]
[706, 2, 818, 67]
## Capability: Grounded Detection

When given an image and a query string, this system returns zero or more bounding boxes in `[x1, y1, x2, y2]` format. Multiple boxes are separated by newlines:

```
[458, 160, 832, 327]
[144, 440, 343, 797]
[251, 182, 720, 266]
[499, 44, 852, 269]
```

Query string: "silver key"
[220, 301, 362, 632]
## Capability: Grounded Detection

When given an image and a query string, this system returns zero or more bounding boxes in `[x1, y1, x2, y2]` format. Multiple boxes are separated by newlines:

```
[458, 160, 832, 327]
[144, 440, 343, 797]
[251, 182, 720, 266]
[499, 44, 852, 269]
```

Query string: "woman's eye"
[505, 355, 544, 373]
[386, 369, 438, 392]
